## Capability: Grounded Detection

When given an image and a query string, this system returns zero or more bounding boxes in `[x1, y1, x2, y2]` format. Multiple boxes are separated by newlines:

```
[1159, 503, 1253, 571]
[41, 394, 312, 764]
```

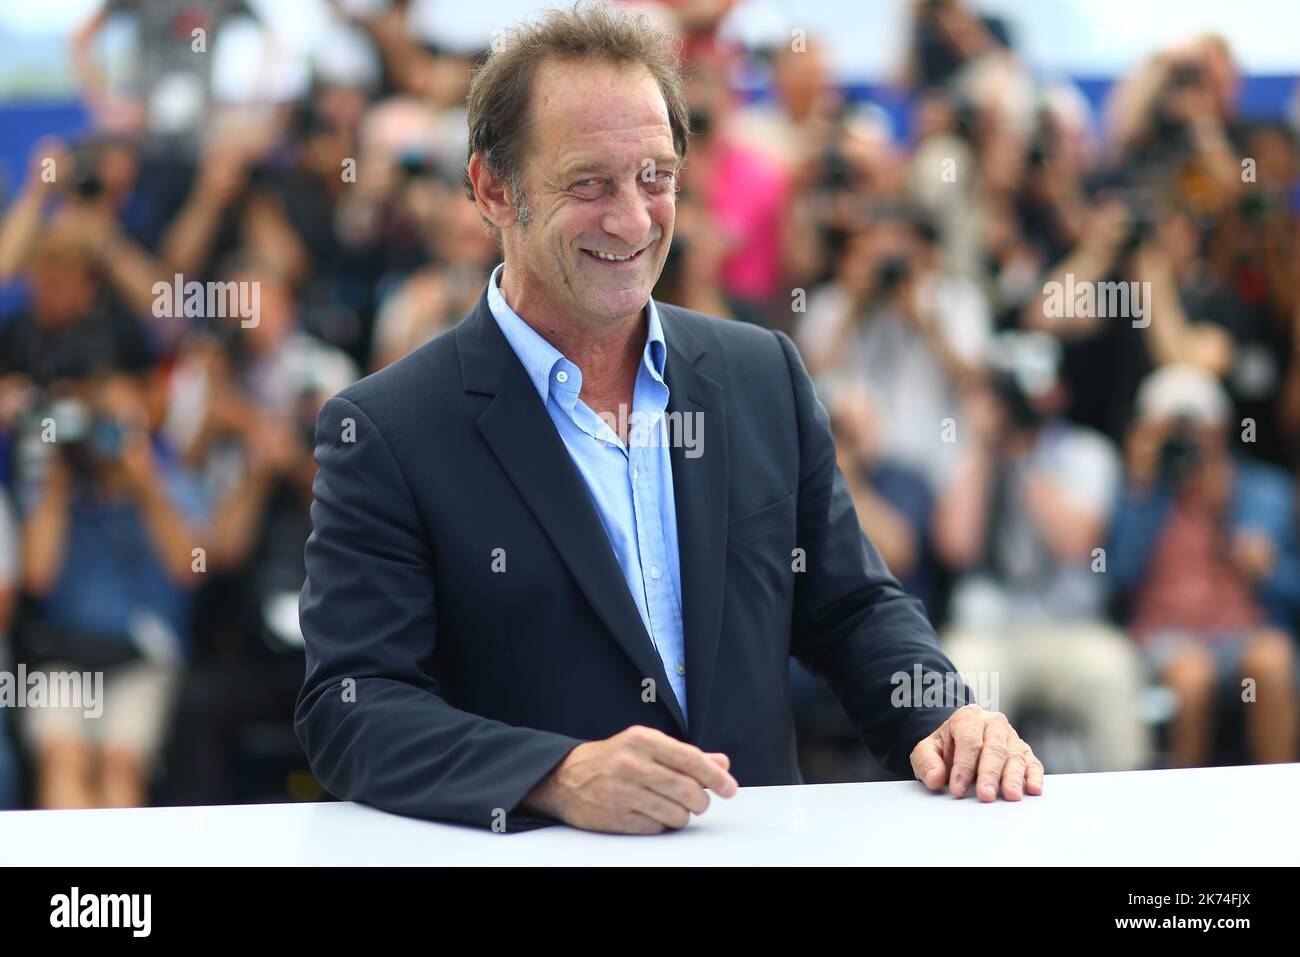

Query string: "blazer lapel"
[658, 304, 728, 744]
[457, 293, 688, 735]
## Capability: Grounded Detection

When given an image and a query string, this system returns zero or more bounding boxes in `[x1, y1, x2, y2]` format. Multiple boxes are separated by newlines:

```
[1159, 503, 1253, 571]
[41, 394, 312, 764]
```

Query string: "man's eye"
[645, 171, 675, 192]
[571, 179, 605, 197]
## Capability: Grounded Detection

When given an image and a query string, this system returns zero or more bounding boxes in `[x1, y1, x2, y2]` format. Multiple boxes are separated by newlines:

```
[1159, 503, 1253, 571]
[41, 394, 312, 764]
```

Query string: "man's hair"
[462, 1, 691, 227]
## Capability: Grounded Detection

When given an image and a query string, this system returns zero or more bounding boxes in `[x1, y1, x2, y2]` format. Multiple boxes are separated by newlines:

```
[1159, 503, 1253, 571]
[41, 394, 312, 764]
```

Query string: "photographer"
[15, 370, 208, 808]
[1024, 195, 1240, 443]
[0, 224, 157, 393]
[797, 209, 991, 493]
[1104, 34, 1243, 209]
[0, 137, 169, 330]
[159, 255, 356, 804]
[934, 340, 1149, 771]
[160, 113, 309, 291]
[1109, 365, 1300, 767]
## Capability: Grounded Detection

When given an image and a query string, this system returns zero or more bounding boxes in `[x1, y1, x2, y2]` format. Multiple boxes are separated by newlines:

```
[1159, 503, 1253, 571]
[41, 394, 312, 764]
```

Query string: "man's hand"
[521, 725, 738, 834]
[1231, 529, 1277, 582]
[1123, 416, 1170, 492]
[910, 704, 1045, 802]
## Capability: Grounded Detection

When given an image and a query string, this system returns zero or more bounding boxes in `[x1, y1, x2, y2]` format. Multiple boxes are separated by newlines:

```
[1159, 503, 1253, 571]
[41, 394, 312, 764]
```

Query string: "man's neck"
[499, 266, 646, 413]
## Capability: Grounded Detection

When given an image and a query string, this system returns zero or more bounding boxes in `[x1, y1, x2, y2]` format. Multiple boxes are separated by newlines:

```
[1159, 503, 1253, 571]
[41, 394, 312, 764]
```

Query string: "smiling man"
[295, 1, 1043, 834]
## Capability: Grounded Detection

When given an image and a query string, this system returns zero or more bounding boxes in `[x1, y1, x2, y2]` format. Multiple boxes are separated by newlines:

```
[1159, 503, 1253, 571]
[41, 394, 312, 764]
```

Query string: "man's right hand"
[1124, 416, 1170, 492]
[520, 725, 738, 834]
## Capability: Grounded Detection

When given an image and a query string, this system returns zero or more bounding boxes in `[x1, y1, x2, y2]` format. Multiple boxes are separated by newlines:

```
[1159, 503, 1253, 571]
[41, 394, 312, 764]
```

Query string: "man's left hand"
[910, 704, 1045, 802]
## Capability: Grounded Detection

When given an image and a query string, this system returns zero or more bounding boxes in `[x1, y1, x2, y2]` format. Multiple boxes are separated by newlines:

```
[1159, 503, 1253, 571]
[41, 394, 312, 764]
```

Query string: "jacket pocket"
[727, 491, 795, 547]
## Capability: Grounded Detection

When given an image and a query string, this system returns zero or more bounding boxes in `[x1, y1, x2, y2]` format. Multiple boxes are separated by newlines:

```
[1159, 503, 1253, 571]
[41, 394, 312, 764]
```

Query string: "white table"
[1, 763, 1295, 866]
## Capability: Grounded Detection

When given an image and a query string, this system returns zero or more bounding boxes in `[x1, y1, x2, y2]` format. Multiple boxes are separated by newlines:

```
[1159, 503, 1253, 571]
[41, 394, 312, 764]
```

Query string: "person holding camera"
[934, 346, 1150, 772]
[0, 224, 158, 396]
[15, 371, 208, 808]
[1109, 365, 1299, 767]
[156, 257, 356, 804]
[1024, 195, 1240, 445]
[0, 136, 168, 332]
[797, 210, 992, 494]
[1104, 34, 1244, 210]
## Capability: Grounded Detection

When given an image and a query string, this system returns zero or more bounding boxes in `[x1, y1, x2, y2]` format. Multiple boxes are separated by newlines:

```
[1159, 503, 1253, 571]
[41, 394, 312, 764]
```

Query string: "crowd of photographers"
[0, 0, 1298, 809]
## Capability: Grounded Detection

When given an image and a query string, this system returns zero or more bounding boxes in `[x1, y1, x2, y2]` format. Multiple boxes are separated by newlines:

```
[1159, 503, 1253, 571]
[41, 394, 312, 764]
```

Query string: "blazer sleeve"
[295, 394, 583, 831]
[773, 331, 966, 779]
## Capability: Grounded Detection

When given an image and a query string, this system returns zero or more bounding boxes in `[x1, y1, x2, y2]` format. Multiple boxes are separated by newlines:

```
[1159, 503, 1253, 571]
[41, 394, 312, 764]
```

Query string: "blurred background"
[1, 0, 1298, 811]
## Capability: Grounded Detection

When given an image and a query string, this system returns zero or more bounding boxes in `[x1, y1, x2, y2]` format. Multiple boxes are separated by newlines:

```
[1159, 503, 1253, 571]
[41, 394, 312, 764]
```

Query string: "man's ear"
[467, 154, 516, 230]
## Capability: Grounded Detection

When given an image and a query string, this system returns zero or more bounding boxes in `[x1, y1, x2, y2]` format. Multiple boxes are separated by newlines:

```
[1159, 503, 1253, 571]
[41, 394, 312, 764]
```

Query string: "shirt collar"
[486, 262, 667, 405]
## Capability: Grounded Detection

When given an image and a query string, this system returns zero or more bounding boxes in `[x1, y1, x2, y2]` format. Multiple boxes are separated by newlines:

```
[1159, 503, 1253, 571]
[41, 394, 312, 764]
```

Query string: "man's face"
[502, 58, 679, 325]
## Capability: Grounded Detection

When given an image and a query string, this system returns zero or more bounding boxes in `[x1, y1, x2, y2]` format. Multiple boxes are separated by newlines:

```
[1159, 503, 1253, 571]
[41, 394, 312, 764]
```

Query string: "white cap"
[1135, 364, 1230, 426]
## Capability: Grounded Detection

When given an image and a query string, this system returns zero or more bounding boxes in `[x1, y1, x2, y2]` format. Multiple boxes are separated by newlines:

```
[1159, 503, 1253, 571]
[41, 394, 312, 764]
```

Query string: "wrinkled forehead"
[529, 59, 677, 169]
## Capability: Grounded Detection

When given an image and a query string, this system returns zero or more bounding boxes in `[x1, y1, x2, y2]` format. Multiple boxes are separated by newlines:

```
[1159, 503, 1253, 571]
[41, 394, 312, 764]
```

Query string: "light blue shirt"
[486, 264, 688, 724]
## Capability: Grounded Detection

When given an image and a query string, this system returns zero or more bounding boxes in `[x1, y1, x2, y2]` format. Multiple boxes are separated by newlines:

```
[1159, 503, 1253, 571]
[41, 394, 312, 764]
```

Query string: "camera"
[68, 146, 104, 200]
[1156, 417, 1204, 487]
[1168, 62, 1203, 90]
[395, 150, 436, 180]
[1121, 205, 1153, 255]
[989, 371, 1045, 433]
[817, 146, 853, 192]
[20, 394, 130, 482]
[875, 255, 911, 293]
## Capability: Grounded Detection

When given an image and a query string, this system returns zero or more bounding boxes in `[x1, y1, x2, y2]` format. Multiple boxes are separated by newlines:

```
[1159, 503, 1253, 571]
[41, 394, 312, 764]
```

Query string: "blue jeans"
[1142, 629, 1253, 679]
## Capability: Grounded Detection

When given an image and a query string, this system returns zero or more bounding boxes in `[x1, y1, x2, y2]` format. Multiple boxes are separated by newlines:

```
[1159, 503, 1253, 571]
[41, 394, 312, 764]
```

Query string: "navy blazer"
[296, 291, 962, 830]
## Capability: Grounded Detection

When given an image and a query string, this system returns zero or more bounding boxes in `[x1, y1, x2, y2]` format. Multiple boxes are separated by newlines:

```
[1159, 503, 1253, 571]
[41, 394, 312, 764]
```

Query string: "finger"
[630, 787, 693, 830]
[619, 810, 667, 835]
[910, 729, 949, 791]
[975, 714, 1012, 802]
[649, 739, 738, 797]
[947, 707, 984, 798]
[705, 752, 731, 771]
[1000, 747, 1028, 802]
[1023, 747, 1045, 795]
[640, 765, 711, 816]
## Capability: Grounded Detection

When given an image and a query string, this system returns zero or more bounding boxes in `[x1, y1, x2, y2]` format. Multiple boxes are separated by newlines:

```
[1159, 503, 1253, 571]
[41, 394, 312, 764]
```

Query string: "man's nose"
[600, 183, 653, 248]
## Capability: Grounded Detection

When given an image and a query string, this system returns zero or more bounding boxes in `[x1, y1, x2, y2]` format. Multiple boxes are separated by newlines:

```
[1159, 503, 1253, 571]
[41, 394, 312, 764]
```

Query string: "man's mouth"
[581, 246, 647, 264]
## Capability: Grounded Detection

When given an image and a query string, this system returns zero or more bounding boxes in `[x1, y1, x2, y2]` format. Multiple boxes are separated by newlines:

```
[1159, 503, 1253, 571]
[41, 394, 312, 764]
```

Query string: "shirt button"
[650, 565, 661, 580]
[675, 660, 686, 676]
[555, 370, 569, 384]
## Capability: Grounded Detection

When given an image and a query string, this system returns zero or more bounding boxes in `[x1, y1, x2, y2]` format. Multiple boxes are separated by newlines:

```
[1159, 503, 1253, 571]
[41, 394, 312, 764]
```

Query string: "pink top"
[702, 140, 789, 303]
[1130, 490, 1264, 639]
